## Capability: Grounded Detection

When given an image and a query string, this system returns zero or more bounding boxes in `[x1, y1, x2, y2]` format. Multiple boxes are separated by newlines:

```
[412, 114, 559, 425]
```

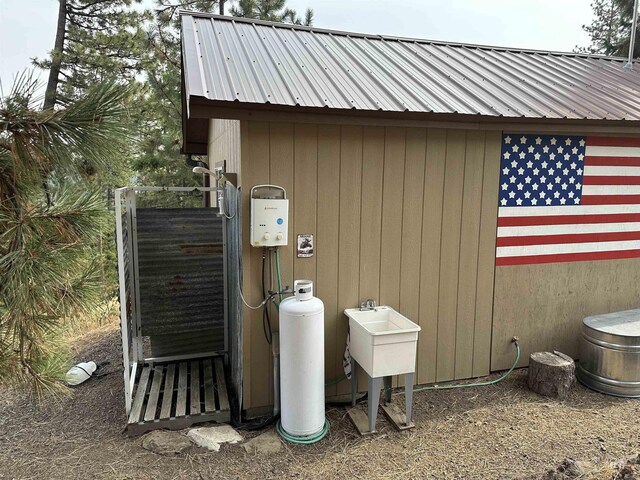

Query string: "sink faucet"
[360, 299, 377, 311]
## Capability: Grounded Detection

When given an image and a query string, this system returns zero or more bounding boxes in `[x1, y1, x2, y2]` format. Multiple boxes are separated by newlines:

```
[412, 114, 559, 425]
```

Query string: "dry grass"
[0, 324, 638, 480]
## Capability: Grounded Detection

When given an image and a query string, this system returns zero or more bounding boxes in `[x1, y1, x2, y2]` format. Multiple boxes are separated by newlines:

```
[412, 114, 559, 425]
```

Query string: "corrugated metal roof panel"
[181, 12, 640, 121]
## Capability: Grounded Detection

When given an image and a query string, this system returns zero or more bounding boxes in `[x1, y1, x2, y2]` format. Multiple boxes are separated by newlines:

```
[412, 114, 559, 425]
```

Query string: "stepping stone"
[187, 425, 243, 452]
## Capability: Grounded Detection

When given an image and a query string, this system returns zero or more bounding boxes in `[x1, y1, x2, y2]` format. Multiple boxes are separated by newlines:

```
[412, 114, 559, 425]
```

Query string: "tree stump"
[528, 351, 575, 400]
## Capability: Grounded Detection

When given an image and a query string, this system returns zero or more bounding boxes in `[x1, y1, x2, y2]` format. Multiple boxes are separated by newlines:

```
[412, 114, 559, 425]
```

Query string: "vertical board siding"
[316, 125, 341, 397]
[436, 130, 467, 382]
[240, 121, 500, 408]
[473, 132, 502, 377]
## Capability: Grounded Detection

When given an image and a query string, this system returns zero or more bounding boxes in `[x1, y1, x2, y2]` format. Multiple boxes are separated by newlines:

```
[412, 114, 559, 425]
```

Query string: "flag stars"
[501, 183, 508, 190]
[517, 182, 524, 190]
[525, 176, 532, 184]
[550, 153, 556, 161]
[547, 183, 553, 190]
[531, 198, 538, 205]
[511, 160, 518, 168]
[501, 198, 507, 206]
[535, 137, 542, 145]
[565, 138, 572, 145]
[526, 160, 533, 168]
[576, 182, 582, 190]
[541, 161, 548, 169]
[520, 135, 528, 144]
[504, 136, 512, 144]
[579, 139, 586, 147]
[518, 167, 525, 175]
[528, 145, 535, 153]
[502, 167, 509, 174]
[503, 152, 511, 159]
[510, 175, 516, 183]
[558, 146, 564, 153]
[546, 198, 552, 205]
[564, 153, 570, 161]
[574, 198, 580, 204]
[519, 151, 526, 159]
[550, 137, 557, 145]
[555, 176, 561, 183]
[532, 183, 539, 190]
[534, 152, 541, 160]
[524, 191, 531, 199]
[540, 175, 547, 183]
[577, 168, 583, 175]
[543, 145, 550, 153]
[578, 153, 584, 161]
[533, 168, 540, 175]
[554, 191, 560, 198]
[512, 145, 519, 152]
[539, 191, 546, 198]
[516, 198, 523, 205]
[560, 197, 566, 205]
[548, 168, 555, 175]
[509, 191, 516, 198]
[572, 147, 578, 154]
[568, 191, 575, 198]
[561, 183, 568, 190]
[556, 161, 562, 168]
[569, 176, 575, 184]
[570, 162, 577, 169]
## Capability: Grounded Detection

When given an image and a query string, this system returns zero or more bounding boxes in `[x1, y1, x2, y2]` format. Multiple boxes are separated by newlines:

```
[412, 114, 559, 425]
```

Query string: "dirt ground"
[0, 324, 638, 480]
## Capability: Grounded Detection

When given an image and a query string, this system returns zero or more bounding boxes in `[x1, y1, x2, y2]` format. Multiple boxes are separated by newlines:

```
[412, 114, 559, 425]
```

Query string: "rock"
[187, 425, 243, 452]
[528, 351, 575, 400]
[541, 458, 594, 480]
[141, 430, 192, 456]
[242, 430, 283, 455]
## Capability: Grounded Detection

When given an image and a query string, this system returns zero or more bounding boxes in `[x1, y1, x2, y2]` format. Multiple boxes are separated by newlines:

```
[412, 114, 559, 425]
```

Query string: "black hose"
[262, 248, 272, 345]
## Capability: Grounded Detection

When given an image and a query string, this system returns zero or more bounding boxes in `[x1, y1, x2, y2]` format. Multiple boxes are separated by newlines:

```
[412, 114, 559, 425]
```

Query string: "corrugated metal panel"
[135, 209, 224, 339]
[181, 13, 640, 121]
[149, 328, 225, 357]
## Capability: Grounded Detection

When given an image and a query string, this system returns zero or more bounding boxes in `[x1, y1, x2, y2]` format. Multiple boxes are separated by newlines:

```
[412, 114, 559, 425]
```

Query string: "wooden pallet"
[126, 356, 230, 436]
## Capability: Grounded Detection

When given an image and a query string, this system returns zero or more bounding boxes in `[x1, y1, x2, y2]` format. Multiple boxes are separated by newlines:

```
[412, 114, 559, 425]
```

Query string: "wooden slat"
[417, 129, 447, 385]
[128, 366, 151, 424]
[240, 120, 253, 409]
[214, 357, 230, 411]
[380, 127, 407, 389]
[144, 367, 164, 422]
[160, 363, 175, 419]
[246, 121, 271, 408]
[436, 130, 467, 382]
[336, 125, 363, 395]
[357, 126, 385, 392]
[454, 131, 486, 379]
[293, 123, 318, 282]
[175, 362, 188, 417]
[190, 360, 201, 415]
[203, 359, 216, 413]
[316, 124, 341, 397]
[399, 128, 426, 386]
[473, 131, 501, 377]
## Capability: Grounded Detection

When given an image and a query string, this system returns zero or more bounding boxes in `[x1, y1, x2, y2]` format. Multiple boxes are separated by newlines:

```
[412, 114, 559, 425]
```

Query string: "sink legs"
[347, 360, 416, 434]
[404, 372, 414, 424]
[367, 375, 383, 432]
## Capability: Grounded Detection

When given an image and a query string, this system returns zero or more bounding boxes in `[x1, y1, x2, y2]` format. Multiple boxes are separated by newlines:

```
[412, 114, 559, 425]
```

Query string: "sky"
[0, 0, 594, 90]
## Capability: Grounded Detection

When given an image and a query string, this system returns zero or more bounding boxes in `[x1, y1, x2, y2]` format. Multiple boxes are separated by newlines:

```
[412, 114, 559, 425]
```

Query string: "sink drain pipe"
[392, 337, 521, 396]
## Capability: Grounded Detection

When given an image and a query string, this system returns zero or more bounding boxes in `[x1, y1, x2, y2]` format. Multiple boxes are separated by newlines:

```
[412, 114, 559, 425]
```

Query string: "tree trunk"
[44, 0, 67, 110]
[219, 0, 225, 15]
[528, 351, 576, 400]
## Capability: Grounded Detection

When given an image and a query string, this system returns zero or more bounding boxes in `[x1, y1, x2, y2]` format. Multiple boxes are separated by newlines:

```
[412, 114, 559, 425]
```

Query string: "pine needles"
[0, 72, 130, 398]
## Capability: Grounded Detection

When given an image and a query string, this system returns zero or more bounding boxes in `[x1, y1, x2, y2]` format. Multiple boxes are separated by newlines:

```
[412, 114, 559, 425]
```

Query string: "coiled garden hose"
[276, 418, 330, 444]
[393, 337, 521, 396]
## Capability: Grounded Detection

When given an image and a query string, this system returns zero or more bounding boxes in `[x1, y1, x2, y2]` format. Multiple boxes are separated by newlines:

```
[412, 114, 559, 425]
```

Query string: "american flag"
[496, 133, 640, 266]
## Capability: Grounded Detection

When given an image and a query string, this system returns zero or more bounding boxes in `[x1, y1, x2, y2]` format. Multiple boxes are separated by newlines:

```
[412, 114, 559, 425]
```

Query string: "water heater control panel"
[250, 185, 288, 247]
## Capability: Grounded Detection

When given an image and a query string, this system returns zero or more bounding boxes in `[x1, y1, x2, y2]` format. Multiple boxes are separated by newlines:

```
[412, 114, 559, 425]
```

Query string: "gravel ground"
[0, 324, 638, 480]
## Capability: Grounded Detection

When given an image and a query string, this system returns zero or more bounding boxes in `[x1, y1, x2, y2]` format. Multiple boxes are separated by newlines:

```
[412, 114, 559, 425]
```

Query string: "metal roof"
[181, 12, 640, 121]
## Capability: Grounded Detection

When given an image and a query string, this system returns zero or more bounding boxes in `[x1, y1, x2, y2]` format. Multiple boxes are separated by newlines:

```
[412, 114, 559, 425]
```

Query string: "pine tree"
[0, 75, 131, 395]
[580, 0, 639, 57]
[34, 0, 150, 110]
[231, 0, 313, 25]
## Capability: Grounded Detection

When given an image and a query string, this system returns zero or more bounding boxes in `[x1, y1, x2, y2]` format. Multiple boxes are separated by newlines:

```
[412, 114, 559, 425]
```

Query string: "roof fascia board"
[188, 100, 640, 135]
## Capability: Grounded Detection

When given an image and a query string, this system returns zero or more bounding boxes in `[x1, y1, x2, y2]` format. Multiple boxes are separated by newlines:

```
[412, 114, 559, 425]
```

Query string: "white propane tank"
[279, 280, 325, 437]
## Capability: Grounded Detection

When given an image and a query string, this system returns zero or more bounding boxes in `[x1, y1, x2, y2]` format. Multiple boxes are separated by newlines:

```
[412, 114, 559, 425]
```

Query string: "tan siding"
[241, 121, 501, 408]
[436, 130, 466, 382]
[417, 129, 447, 385]
[492, 259, 640, 370]
[473, 132, 501, 376]
[316, 125, 341, 398]
[454, 131, 485, 379]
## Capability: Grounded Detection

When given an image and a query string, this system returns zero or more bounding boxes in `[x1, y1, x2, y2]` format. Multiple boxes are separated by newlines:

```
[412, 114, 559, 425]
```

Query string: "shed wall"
[237, 121, 502, 409]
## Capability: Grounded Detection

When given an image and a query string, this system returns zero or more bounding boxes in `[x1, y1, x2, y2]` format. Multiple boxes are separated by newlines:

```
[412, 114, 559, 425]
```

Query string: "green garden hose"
[274, 248, 283, 310]
[276, 418, 330, 444]
[393, 338, 521, 396]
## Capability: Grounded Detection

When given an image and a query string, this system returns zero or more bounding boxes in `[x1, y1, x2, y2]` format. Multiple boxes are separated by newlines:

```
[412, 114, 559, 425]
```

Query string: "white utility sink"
[344, 306, 421, 378]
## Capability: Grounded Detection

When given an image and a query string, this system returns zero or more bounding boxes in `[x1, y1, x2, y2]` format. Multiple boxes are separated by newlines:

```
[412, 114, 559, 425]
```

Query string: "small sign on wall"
[297, 234, 314, 258]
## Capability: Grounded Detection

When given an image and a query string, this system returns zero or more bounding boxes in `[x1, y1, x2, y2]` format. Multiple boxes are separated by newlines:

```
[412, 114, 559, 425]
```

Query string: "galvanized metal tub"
[576, 309, 640, 397]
